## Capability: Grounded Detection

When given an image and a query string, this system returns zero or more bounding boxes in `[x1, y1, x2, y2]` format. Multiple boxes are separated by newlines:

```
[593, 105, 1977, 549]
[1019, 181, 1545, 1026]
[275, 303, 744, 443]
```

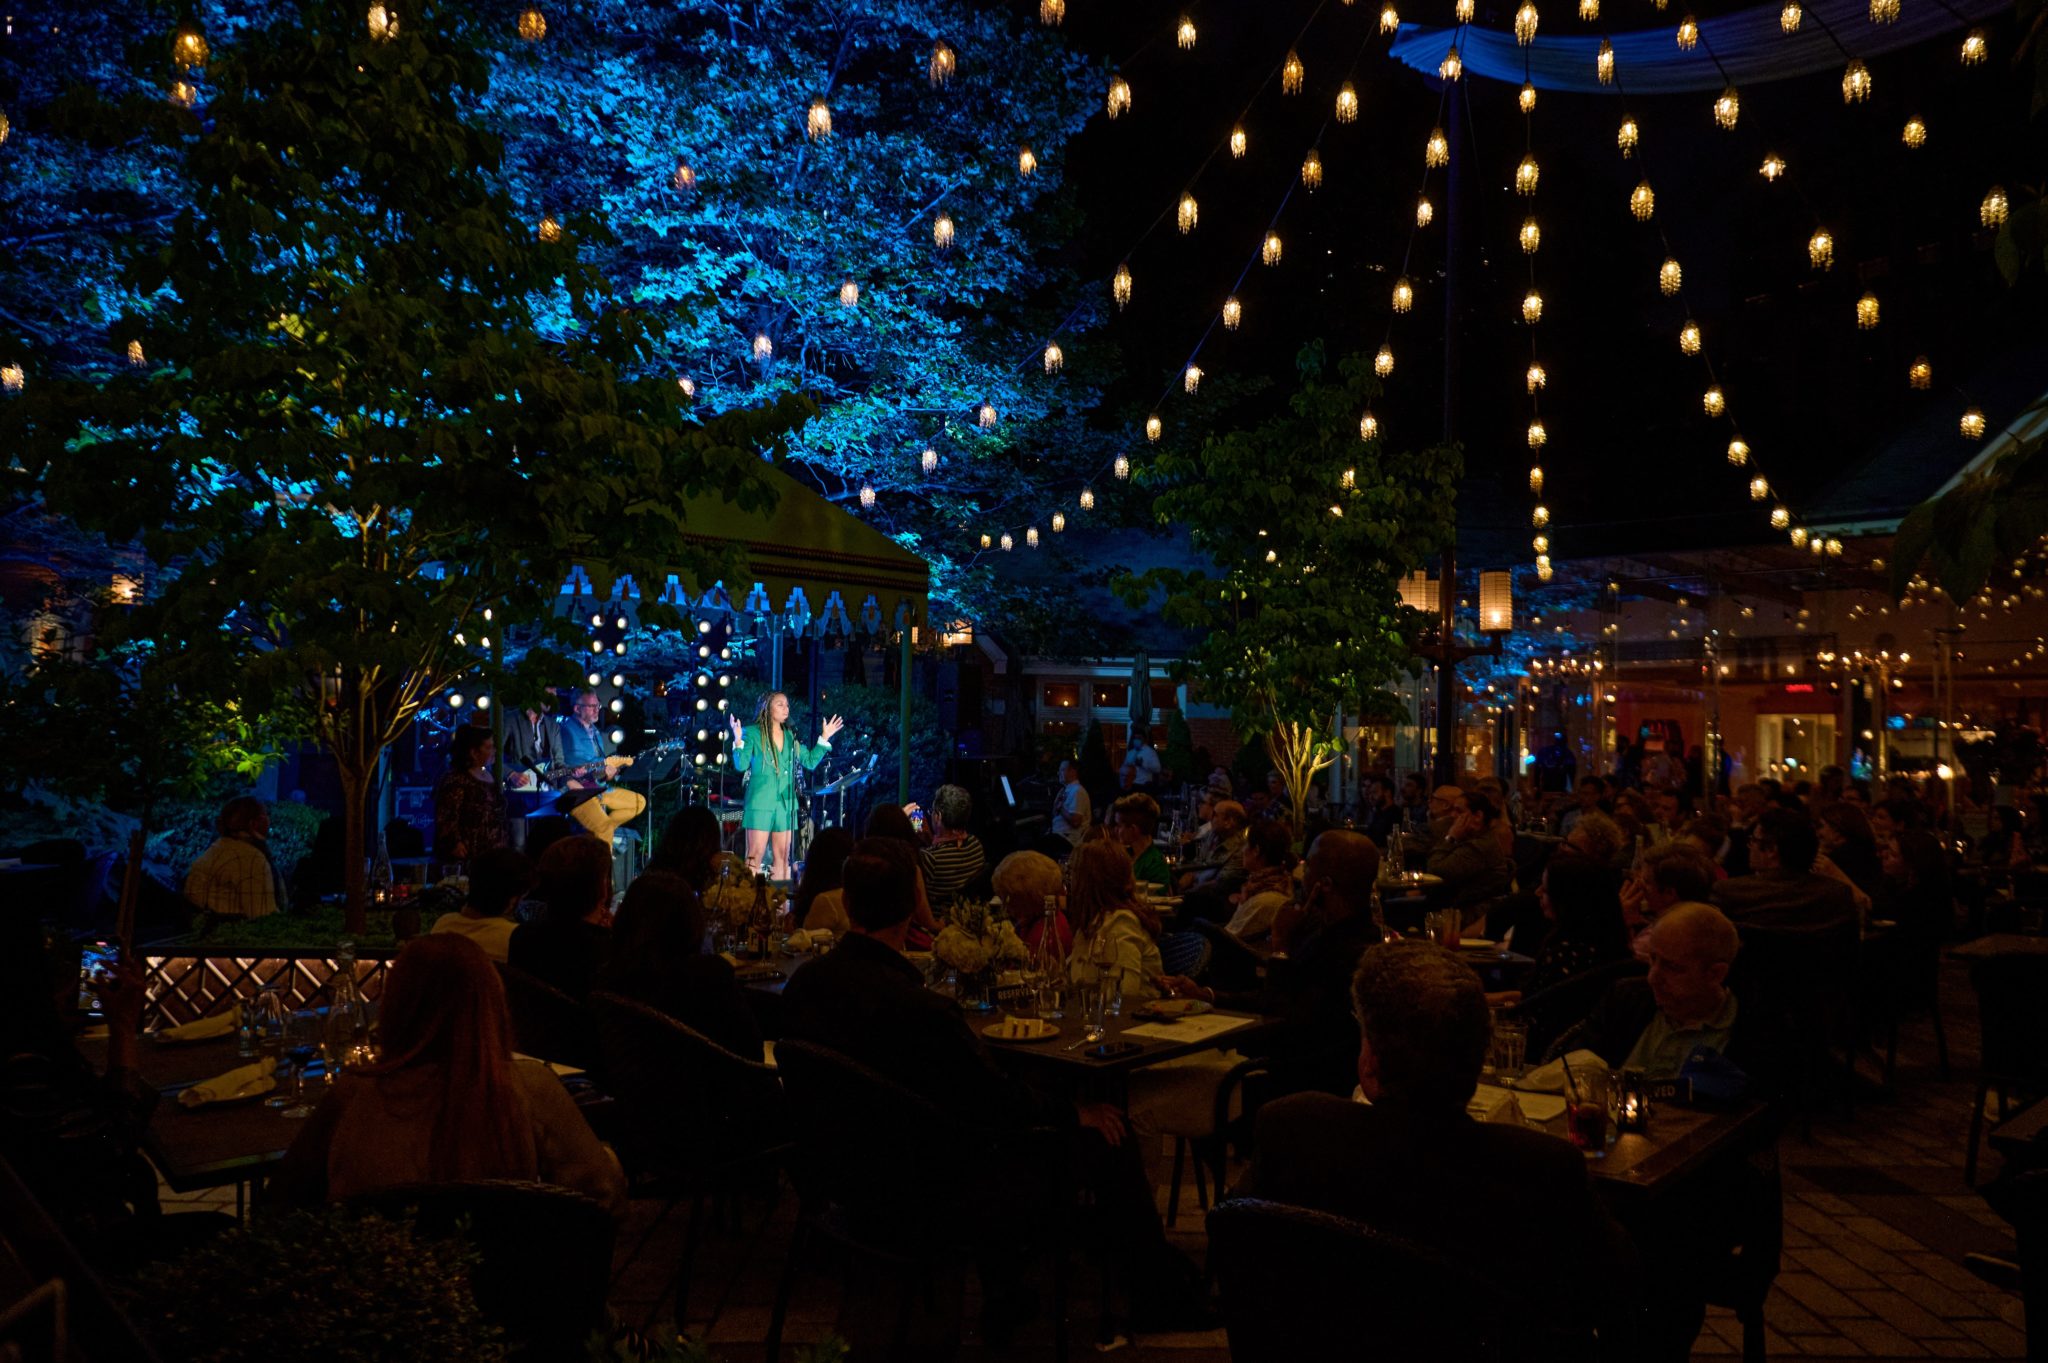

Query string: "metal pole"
[1431, 76, 1468, 790]
[898, 625, 913, 806]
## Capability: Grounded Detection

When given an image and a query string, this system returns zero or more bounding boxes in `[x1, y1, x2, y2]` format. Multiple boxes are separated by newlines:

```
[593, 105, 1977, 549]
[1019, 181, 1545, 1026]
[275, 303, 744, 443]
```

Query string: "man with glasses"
[557, 690, 647, 842]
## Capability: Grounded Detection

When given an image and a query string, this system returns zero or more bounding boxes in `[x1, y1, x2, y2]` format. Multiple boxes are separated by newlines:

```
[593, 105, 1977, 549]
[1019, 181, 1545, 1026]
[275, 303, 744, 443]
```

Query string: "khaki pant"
[567, 787, 647, 842]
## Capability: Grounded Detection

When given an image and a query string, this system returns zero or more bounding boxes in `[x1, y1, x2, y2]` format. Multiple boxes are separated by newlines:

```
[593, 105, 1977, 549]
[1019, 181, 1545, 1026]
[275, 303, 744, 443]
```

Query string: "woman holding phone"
[727, 691, 844, 878]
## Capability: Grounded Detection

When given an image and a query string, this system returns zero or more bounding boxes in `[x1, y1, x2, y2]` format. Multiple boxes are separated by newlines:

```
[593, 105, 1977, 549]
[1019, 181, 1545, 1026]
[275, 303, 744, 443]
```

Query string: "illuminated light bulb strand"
[1518, 46, 1557, 566]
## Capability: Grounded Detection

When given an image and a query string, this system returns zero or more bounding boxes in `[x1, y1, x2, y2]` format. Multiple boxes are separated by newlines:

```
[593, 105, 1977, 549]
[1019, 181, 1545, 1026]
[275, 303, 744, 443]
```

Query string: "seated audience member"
[1675, 813, 1732, 873]
[1520, 853, 1631, 996]
[646, 805, 725, 891]
[1358, 775, 1401, 845]
[1050, 758, 1092, 848]
[1574, 901, 1766, 1084]
[1110, 791, 1173, 888]
[992, 850, 1071, 958]
[919, 784, 987, 912]
[1558, 775, 1608, 836]
[1426, 791, 1513, 923]
[1067, 840, 1165, 1005]
[1475, 776, 1518, 855]
[864, 802, 938, 945]
[270, 935, 624, 1213]
[1621, 841, 1718, 958]
[1162, 831, 1386, 1096]
[506, 834, 614, 1000]
[780, 837, 1206, 1331]
[794, 826, 855, 933]
[1235, 941, 1636, 1335]
[429, 847, 532, 962]
[1562, 809, 1628, 869]
[598, 870, 762, 1061]
[1816, 802, 1885, 898]
[1222, 819, 1296, 944]
[1177, 799, 1248, 889]
[1711, 808, 1859, 941]
[183, 795, 289, 919]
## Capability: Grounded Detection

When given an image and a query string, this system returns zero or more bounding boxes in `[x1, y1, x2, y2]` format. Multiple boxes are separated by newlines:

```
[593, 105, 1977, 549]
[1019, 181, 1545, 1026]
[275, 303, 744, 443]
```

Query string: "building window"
[1092, 682, 1130, 709]
[1042, 682, 1082, 710]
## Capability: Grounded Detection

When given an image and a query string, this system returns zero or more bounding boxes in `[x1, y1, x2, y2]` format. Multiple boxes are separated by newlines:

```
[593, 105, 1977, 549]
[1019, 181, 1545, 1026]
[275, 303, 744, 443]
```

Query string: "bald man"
[1575, 902, 1769, 1087]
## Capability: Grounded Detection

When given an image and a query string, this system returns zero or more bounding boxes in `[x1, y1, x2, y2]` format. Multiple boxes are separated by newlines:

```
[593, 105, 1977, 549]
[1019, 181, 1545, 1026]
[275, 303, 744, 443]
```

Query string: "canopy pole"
[898, 627, 913, 806]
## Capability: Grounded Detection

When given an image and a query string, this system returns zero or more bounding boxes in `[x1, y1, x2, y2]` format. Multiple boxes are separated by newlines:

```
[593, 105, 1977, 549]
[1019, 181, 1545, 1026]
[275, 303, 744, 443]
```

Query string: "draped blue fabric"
[1388, 0, 2012, 93]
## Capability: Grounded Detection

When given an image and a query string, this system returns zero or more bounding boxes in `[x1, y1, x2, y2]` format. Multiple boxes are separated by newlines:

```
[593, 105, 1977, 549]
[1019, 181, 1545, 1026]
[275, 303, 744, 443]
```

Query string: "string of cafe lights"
[1515, 42, 1557, 583]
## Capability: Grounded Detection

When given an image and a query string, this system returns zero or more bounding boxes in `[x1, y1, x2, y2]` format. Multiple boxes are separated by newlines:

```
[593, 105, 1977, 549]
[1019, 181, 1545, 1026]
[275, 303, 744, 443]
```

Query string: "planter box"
[138, 946, 397, 1030]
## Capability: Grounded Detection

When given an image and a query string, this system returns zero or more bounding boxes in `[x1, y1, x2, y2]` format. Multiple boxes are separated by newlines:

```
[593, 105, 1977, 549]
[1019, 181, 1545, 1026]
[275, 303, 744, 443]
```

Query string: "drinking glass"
[280, 1010, 322, 1119]
[1082, 975, 1109, 1042]
[1564, 1066, 1611, 1157]
[1424, 909, 1462, 950]
[1488, 1018, 1528, 1083]
[255, 988, 291, 1107]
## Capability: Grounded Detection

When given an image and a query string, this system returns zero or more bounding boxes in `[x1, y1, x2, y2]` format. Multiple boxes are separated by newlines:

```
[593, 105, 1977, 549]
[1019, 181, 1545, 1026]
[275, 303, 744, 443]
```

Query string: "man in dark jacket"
[1711, 808, 1858, 941]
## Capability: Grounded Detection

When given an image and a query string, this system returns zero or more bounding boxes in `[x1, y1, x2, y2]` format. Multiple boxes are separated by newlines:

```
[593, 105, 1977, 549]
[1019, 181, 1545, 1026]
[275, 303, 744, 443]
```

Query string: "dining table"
[80, 1031, 299, 1207]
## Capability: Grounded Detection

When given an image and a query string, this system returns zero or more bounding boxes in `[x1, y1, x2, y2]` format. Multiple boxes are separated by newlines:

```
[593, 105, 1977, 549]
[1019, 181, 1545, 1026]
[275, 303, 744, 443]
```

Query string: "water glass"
[1082, 977, 1109, 1042]
[1423, 909, 1463, 950]
[1487, 1018, 1528, 1082]
[1037, 973, 1067, 1020]
[276, 1010, 321, 1115]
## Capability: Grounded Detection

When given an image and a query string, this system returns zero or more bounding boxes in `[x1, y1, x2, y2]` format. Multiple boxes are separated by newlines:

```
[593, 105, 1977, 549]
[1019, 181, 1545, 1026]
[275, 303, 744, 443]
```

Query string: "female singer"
[727, 691, 844, 877]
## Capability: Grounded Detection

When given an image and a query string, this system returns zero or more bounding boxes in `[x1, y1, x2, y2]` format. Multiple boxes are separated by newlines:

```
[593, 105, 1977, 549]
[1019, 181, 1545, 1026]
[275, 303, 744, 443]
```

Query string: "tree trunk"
[1266, 720, 1329, 840]
[338, 760, 369, 936]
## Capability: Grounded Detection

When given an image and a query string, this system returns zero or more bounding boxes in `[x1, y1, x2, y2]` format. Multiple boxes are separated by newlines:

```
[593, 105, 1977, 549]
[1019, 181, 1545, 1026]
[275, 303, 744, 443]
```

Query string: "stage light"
[588, 672, 602, 685]
[614, 616, 626, 630]
[448, 693, 465, 708]
[611, 673, 625, 687]
[610, 729, 625, 744]
[476, 696, 491, 710]
[610, 699, 624, 713]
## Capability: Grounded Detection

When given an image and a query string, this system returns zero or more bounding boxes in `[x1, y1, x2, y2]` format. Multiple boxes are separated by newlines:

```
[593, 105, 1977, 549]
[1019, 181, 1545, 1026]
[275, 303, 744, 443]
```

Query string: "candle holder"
[1616, 1069, 1652, 1133]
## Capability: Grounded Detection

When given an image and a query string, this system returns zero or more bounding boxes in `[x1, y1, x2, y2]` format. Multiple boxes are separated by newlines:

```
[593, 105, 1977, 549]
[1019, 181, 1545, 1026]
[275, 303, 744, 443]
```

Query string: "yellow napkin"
[157, 1013, 236, 1043]
[176, 1062, 276, 1108]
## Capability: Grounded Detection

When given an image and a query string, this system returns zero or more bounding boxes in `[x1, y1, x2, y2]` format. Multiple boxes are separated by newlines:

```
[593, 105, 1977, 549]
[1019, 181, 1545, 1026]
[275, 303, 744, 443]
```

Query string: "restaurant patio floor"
[156, 955, 2031, 1360]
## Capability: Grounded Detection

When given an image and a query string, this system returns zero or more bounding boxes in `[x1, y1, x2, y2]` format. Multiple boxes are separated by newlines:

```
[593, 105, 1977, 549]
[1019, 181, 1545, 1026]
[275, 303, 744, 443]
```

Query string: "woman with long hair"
[269, 934, 624, 1212]
[647, 804, 725, 891]
[432, 724, 506, 864]
[600, 871, 762, 1060]
[1065, 839, 1164, 1004]
[793, 826, 856, 932]
[726, 691, 844, 878]
[1522, 853, 1631, 996]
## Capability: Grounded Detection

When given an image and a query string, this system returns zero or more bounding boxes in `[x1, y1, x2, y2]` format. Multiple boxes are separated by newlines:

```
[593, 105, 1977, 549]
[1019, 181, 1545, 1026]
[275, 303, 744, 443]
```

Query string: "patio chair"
[1965, 953, 2048, 1186]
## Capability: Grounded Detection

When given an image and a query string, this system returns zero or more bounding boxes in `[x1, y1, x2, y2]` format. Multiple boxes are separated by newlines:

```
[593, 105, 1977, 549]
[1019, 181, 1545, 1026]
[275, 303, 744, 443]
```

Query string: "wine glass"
[280, 1010, 322, 1119]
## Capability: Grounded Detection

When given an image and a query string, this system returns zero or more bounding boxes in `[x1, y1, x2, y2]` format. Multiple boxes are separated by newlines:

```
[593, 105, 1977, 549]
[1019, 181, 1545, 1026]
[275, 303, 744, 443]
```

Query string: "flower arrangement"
[703, 857, 766, 930]
[933, 897, 1031, 977]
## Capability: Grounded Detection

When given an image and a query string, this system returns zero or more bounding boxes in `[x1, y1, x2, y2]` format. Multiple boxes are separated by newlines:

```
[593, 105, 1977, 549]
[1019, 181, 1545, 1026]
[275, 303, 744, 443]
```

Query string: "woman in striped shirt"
[918, 784, 987, 913]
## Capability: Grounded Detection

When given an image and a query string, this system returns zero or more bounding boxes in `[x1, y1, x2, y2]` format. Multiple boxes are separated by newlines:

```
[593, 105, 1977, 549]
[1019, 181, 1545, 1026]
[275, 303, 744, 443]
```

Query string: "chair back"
[1985, 1166, 2048, 1360]
[495, 962, 599, 1075]
[1968, 954, 2048, 1086]
[1190, 918, 1265, 993]
[587, 990, 785, 1175]
[1159, 929, 1212, 981]
[1515, 957, 1647, 1061]
[343, 1179, 613, 1359]
[1207, 1198, 1502, 1362]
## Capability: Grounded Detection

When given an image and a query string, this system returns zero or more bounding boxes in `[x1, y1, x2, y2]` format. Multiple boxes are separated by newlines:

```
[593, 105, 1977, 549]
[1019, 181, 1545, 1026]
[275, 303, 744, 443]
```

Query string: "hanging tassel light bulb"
[1962, 29, 1987, 62]
[1515, 2, 1539, 43]
[1052, 512, 1067, 532]
[1516, 155, 1540, 195]
[517, 6, 546, 40]
[1177, 192, 1198, 233]
[1382, 3, 1402, 32]
[1107, 75, 1132, 118]
[1040, 0, 1064, 24]
[753, 332, 774, 360]
[1727, 438, 1750, 465]
[1392, 277, 1414, 313]
[1749, 475, 1769, 500]
[1337, 84, 1359, 122]
[1145, 416, 1162, 442]
[1527, 362, 1547, 392]
[1044, 342, 1064, 374]
[1761, 153, 1786, 181]
[174, 27, 210, 67]
[1302, 151, 1323, 190]
[1112, 262, 1132, 308]
[1597, 38, 1615, 83]
[1177, 15, 1197, 48]
[1417, 196, 1435, 227]
[1521, 83, 1538, 112]
[673, 161, 697, 190]
[1017, 146, 1038, 177]
[1527, 419, 1548, 448]
[1, 365, 22, 395]
[1529, 466, 1545, 493]
[1660, 257, 1683, 295]
[839, 280, 860, 307]
[1439, 46, 1463, 80]
[368, 5, 397, 39]
[978, 401, 997, 427]
[1676, 15, 1698, 47]
[538, 214, 562, 241]
[1771, 506, 1791, 529]
[1909, 357, 1932, 390]
[1856, 293, 1880, 329]
[1961, 408, 1987, 438]
[1080, 487, 1095, 510]
[1520, 218, 1541, 253]
[934, 214, 955, 249]
[1703, 385, 1726, 416]
[1902, 118, 1926, 148]
[1714, 87, 1740, 129]
[1426, 128, 1450, 167]
[1183, 365, 1202, 394]
[1222, 296, 1243, 330]
[1579, 0, 1598, 16]
[1116, 452, 1133, 477]
[1359, 410, 1380, 440]
[1521, 290, 1544, 323]
[1282, 50, 1305, 93]
[1680, 321, 1702, 354]
[1808, 228, 1834, 270]
[929, 40, 957, 86]
[807, 97, 833, 139]
[1231, 125, 1248, 158]
[1842, 60, 1872, 102]
[1981, 186, 2010, 227]
[859, 484, 877, 508]
[1618, 115, 1639, 156]
[1456, 0, 1474, 18]
[1375, 345, 1395, 376]
[1262, 232, 1283, 266]
[1001, 533, 1014, 551]
[1631, 180, 1656, 220]
[1781, 0, 1801, 29]
[1869, 0, 1898, 21]
[1533, 504, 1551, 527]
[922, 447, 940, 473]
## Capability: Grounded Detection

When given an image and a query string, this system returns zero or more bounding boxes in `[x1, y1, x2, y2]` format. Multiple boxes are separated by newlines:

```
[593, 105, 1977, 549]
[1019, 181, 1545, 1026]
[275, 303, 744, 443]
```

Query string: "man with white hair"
[1575, 901, 1763, 1083]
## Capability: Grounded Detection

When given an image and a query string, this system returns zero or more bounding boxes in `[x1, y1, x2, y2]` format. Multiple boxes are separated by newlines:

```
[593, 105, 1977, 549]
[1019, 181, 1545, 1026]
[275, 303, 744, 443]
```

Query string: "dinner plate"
[982, 1019, 1061, 1044]
[1135, 997, 1212, 1019]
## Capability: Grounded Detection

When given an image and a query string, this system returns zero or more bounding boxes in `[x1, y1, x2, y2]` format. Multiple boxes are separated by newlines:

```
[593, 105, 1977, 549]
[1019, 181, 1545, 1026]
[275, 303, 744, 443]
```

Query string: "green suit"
[736, 725, 829, 834]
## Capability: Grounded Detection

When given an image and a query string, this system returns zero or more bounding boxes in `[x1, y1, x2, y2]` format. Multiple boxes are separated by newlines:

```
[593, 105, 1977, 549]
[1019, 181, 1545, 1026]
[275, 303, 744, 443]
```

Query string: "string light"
[839, 280, 859, 307]
[807, 97, 833, 139]
[1533, 504, 1551, 527]
[1052, 512, 1067, 532]
[1842, 60, 1872, 102]
[1868, 0, 1898, 21]
[1902, 118, 1927, 148]
[1727, 438, 1750, 465]
[1578, 0, 1598, 16]
[1530, 467, 1545, 493]
[1749, 475, 1769, 500]
[1177, 15, 1197, 48]
[1177, 192, 1198, 233]
[934, 214, 955, 249]
[1617, 116, 1639, 156]
[929, 40, 957, 86]
[1392, 277, 1414, 313]
[1107, 75, 1132, 118]
[1770, 506, 1791, 529]
[1262, 232, 1283, 266]
[1417, 196, 1435, 227]
[1520, 218, 1541, 253]
[1222, 296, 1243, 329]
[1714, 87, 1740, 129]
[1375, 345, 1395, 376]
[1282, 51, 1305, 94]
[1781, 0, 1802, 29]
[1909, 357, 1933, 390]
[978, 401, 997, 427]
[1080, 487, 1095, 510]
[1017, 147, 1038, 178]
[859, 484, 877, 508]
[1521, 290, 1544, 323]
[981, 534, 993, 549]
[1515, 2, 1539, 43]
[1526, 362, 1547, 392]
[1808, 229, 1834, 270]
[1680, 321, 1701, 354]
[2, 365, 24, 395]
[1456, 0, 1474, 18]
[672, 162, 697, 190]
[1001, 532, 1015, 551]
[1342, 468, 1357, 490]
[1676, 15, 1698, 48]
[1791, 526, 1809, 547]
[1360, 411, 1380, 440]
[1183, 365, 1202, 394]
[1630, 180, 1655, 220]
[1381, 3, 1402, 32]
[1426, 128, 1450, 167]
[677, 376, 697, 398]
[1659, 258, 1682, 294]
[1856, 292, 1879, 329]
[367, 4, 397, 39]
[1516, 156, 1540, 195]
[126, 339, 145, 366]
[1703, 385, 1725, 417]
[1112, 263, 1133, 309]
[1962, 28, 1988, 63]
[1040, 0, 1064, 24]
[1520, 83, 1538, 113]
[922, 447, 940, 473]
[517, 6, 546, 41]
[1044, 342, 1064, 374]
[753, 332, 773, 360]
[174, 27, 210, 68]
[1302, 151, 1323, 190]
[1527, 419, 1548, 448]
[1337, 84, 1359, 122]
[1115, 452, 1133, 477]
[170, 81, 197, 107]
[1761, 153, 1786, 181]
[1981, 186, 2010, 228]
[1145, 416, 1162, 442]
[538, 214, 562, 242]
[1597, 39, 1615, 84]
[1960, 408, 1987, 439]
[1439, 46, 1462, 80]
[1231, 126, 1248, 158]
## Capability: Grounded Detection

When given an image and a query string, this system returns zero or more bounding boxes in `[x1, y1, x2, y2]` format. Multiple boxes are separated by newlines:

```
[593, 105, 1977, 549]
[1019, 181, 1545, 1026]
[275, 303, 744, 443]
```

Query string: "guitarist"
[503, 697, 564, 790]
[557, 689, 647, 841]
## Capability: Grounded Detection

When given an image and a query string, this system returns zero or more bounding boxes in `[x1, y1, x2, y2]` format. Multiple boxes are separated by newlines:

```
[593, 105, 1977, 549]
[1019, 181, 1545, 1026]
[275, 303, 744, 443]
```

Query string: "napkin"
[1514, 1049, 1608, 1096]
[157, 1012, 236, 1043]
[176, 1062, 276, 1108]
[1471, 1082, 1566, 1124]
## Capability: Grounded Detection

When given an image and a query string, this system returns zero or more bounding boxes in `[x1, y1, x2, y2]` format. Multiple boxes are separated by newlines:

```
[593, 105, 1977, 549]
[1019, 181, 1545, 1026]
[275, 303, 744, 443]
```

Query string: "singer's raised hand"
[820, 714, 846, 743]
[728, 713, 744, 746]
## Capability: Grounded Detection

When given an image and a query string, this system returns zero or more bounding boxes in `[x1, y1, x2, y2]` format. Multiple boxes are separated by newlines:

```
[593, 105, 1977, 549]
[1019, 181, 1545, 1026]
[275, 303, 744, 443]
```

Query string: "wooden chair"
[495, 961, 599, 1076]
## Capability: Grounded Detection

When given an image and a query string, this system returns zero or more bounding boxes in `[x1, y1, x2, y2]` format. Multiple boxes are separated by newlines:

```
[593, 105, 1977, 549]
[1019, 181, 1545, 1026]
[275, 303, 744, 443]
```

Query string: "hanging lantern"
[1520, 218, 1541, 253]
[1106, 75, 1132, 118]
[1617, 116, 1639, 156]
[807, 97, 833, 139]
[1597, 39, 1615, 83]
[124, 339, 144, 367]
[1040, 0, 1065, 22]
[1222, 296, 1242, 330]
[1703, 385, 1725, 416]
[1184, 365, 1202, 394]
[1902, 118, 1926, 148]
[1761, 153, 1786, 181]
[517, 6, 546, 40]
[1527, 419, 1548, 448]
[1375, 345, 1395, 376]
[752, 332, 774, 360]
[1417, 196, 1435, 227]
[1480, 571, 1514, 632]
[1981, 186, 2010, 228]
[1302, 151, 1323, 190]
[1869, 0, 1898, 21]
[978, 401, 997, 427]
[1514, 2, 1539, 43]
[1808, 229, 1834, 270]
[1282, 50, 1305, 94]
[1359, 410, 1380, 440]
[1856, 293, 1879, 329]
[1537, 557, 1555, 582]
[1962, 28, 1987, 63]
[1177, 15, 1197, 48]
[1658, 258, 1682, 294]
[174, 27, 210, 68]
[1526, 362, 1547, 392]
[1052, 512, 1067, 532]
[980, 533, 993, 549]
[538, 214, 562, 242]
[1426, 128, 1451, 169]
[934, 213, 955, 249]
[1397, 573, 1439, 612]
[1018, 146, 1038, 177]
[1790, 526, 1809, 547]
[1337, 84, 1359, 123]
[1960, 408, 1987, 439]
[1825, 537, 1844, 557]
[169, 80, 197, 107]
[1770, 505, 1791, 529]
[1382, 3, 1402, 32]
[1579, 0, 1598, 17]
[1439, 46, 1462, 80]
[1727, 437, 1750, 465]
[1001, 532, 1015, 551]
[1516, 155, 1540, 196]
[1676, 15, 1698, 48]
[1456, 0, 1475, 18]
[1529, 466, 1545, 493]
[1521, 290, 1544, 323]
[1231, 125, 1248, 158]
[1262, 232, 1283, 266]
[1909, 357, 1932, 390]
[1144, 416, 1161, 443]
[1116, 452, 1133, 477]
[1749, 475, 1769, 500]
[1714, 87, 1740, 129]
[859, 484, 877, 508]
[1080, 487, 1096, 510]
[0, 111, 8, 147]
[1520, 83, 1538, 113]
[1177, 192, 1198, 233]
[677, 376, 697, 398]
[839, 280, 860, 307]
[672, 161, 697, 190]
[1842, 60, 1871, 102]
[1532, 504, 1551, 527]
[1630, 180, 1656, 220]
[929, 40, 958, 86]
[1781, 0, 1802, 29]
[1044, 342, 1064, 374]
[1342, 468, 1357, 490]
[367, 3, 398, 38]
[1392, 277, 1414, 313]
[1112, 263, 1133, 308]
[0, 363, 21, 395]
[922, 447, 940, 473]
[1680, 321, 1702, 354]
